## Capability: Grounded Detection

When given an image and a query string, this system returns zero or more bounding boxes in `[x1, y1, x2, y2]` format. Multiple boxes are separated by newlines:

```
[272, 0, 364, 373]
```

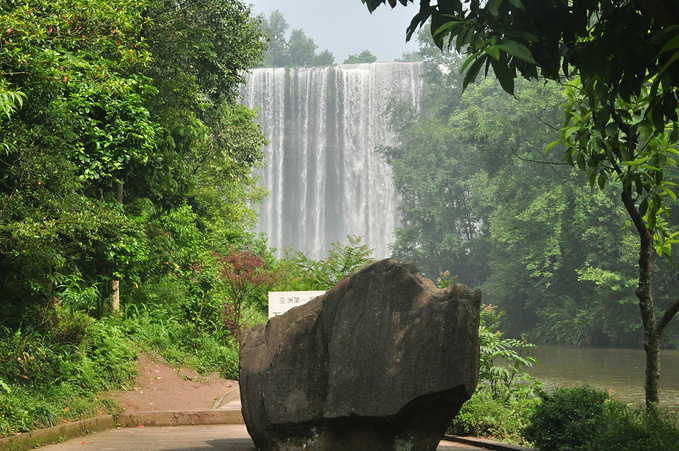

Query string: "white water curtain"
[241, 62, 424, 259]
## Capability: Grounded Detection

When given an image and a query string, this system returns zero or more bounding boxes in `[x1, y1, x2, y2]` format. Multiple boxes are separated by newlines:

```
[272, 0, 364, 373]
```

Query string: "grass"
[0, 300, 257, 438]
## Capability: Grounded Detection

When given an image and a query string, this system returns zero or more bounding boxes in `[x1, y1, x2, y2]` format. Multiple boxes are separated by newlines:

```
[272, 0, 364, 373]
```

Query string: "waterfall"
[241, 62, 424, 259]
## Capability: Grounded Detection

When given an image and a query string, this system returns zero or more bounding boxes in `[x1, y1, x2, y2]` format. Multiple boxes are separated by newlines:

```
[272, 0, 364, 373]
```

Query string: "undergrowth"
[0, 306, 135, 437]
[0, 300, 261, 438]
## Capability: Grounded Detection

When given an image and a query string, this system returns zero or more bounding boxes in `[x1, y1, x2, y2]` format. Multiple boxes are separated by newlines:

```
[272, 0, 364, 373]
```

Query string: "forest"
[0, 0, 374, 437]
[383, 28, 679, 348]
[1, 0, 679, 445]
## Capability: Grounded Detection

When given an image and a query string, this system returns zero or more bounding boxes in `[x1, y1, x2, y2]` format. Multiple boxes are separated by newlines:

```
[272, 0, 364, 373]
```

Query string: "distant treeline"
[257, 10, 384, 67]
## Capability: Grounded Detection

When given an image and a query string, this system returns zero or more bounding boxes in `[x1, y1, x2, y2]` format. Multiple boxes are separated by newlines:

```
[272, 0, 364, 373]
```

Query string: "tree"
[287, 29, 318, 67]
[0, 0, 267, 324]
[260, 10, 289, 68]
[313, 49, 336, 66]
[259, 10, 335, 68]
[0, 0, 157, 320]
[363, 0, 679, 407]
[380, 99, 488, 284]
[343, 50, 377, 64]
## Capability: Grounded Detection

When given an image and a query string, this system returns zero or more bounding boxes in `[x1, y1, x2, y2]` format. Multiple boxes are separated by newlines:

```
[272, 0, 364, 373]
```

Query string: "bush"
[450, 390, 536, 446]
[583, 402, 679, 451]
[524, 385, 679, 450]
[523, 385, 611, 450]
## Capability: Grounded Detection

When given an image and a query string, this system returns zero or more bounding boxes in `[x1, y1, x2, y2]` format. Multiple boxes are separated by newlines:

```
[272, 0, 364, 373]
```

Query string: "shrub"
[478, 305, 541, 401]
[583, 402, 679, 451]
[447, 303, 541, 446]
[450, 390, 536, 446]
[523, 385, 610, 450]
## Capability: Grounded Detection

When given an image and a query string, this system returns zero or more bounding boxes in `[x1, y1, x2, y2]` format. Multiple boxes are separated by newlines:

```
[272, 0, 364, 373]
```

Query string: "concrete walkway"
[36, 424, 485, 450]
[2, 392, 533, 451]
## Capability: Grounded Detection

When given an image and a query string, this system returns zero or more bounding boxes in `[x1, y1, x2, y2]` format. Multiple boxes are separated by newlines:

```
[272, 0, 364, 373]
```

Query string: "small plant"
[216, 247, 278, 342]
[478, 305, 541, 402]
[449, 303, 541, 445]
[274, 235, 374, 291]
[435, 270, 456, 288]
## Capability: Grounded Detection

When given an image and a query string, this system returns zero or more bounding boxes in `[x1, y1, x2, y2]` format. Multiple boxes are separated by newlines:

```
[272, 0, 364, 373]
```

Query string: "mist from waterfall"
[241, 62, 424, 259]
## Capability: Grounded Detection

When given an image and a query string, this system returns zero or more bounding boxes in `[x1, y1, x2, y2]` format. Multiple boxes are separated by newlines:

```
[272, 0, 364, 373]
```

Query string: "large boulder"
[240, 258, 480, 450]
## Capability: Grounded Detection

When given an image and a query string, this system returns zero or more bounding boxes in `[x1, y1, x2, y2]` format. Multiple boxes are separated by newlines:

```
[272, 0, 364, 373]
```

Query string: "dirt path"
[108, 352, 238, 412]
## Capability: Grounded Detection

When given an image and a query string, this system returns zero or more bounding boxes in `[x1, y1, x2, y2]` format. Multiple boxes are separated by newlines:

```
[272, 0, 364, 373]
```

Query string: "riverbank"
[530, 345, 679, 408]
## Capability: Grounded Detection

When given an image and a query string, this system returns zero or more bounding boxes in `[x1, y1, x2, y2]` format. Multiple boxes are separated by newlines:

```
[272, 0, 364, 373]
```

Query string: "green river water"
[528, 345, 679, 409]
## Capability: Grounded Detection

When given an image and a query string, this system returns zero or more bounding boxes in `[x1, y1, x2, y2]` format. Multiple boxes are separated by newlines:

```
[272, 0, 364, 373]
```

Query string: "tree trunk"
[621, 188, 660, 407]
[110, 181, 123, 312]
[638, 233, 660, 407]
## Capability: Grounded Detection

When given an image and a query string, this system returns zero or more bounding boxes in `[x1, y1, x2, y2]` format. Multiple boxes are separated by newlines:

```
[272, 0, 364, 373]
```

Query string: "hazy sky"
[247, 0, 421, 63]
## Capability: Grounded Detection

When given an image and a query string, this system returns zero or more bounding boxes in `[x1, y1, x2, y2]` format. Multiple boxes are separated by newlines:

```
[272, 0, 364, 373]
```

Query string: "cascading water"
[241, 62, 424, 259]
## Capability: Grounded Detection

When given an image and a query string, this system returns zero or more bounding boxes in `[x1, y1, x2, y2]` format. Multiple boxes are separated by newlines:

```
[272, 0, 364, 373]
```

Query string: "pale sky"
[246, 0, 421, 63]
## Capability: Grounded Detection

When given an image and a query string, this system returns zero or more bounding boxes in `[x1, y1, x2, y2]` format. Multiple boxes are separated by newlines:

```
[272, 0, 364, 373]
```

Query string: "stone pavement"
[36, 424, 485, 450]
[2, 390, 533, 451]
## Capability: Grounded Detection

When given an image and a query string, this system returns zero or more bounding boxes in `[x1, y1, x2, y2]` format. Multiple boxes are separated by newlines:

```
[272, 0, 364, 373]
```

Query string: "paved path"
[9, 393, 524, 451]
[38, 424, 486, 450]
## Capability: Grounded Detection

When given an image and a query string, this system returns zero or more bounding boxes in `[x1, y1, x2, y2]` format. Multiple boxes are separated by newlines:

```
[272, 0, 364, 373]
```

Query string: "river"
[527, 345, 679, 408]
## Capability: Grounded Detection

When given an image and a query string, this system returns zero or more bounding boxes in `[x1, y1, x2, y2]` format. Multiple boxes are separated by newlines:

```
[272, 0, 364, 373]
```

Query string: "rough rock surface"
[240, 258, 481, 450]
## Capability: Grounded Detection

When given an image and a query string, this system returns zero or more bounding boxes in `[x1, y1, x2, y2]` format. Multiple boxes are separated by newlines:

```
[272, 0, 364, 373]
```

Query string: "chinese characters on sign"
[268, 291, 326, 318]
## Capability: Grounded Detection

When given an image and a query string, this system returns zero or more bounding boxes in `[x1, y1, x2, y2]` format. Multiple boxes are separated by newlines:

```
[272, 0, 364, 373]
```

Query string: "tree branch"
[509, 145, 570, 166]
[658, 298, 679, 334]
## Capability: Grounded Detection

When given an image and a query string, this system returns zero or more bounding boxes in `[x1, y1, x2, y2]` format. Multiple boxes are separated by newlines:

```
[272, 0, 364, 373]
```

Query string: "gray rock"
[240, 258, 480, 450]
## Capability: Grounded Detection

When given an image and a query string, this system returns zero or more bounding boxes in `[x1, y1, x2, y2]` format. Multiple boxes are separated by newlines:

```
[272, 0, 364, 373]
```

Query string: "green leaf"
[545, 139, 563, 153]
[639, 199, 649, 216]
[576, 152, 586, 171]
[501, 40, 536, 64]
[597, 172, 607, 189]
[463, 55, 487, 90]
[485, 45, 501, 60]
[490, 58, 515, 94]
[488, 0, 503, 17]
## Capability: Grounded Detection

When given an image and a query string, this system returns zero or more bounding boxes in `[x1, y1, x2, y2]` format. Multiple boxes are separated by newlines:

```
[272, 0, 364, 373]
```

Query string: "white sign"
[268, 291, 326, 318]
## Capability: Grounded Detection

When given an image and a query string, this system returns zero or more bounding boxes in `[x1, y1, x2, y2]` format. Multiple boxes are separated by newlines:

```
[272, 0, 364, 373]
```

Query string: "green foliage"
[259, 10, 335, 68]
[524, 385, 611, 451]
[365, 0, 679, 407]
[364, 2, 679, 126]
[0, 310, 135, 437]
[0, 0, 268, 437]
[274, 235, 375, 291]
[524, 385, 679, 451]
[449, 390, 534, 447]
[558, 76, 679, 263]
[0, 81, 24, 119]
[478, 305, 541, 402]
[343, 50, 377, 64]
[449, 304, 539, 446]
[380, 92, 488, 284]
[381, 30, 679, 347]
[583, 403, 679, 451]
